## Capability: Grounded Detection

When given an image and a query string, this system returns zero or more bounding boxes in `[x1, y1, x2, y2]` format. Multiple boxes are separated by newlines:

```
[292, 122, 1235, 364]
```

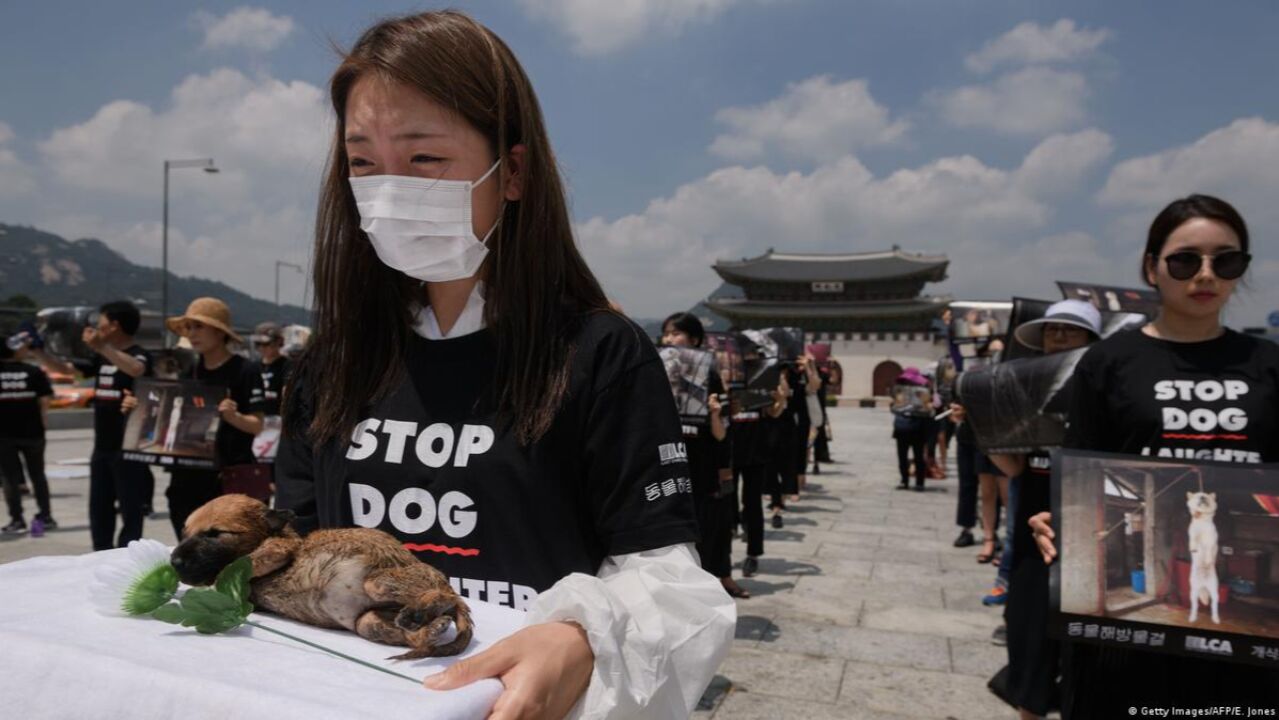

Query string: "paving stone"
[949, 637, 1009, 679]
[837, 660, 1017, 719]
[764, 619, 952, 672]
[859, 604, 1002, 642]
[716, 647, 846, 703]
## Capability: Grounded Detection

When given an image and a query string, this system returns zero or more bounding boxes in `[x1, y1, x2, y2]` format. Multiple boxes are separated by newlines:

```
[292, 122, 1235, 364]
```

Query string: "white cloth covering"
[0, 549, 525, 720]
[413, 293, 737, 719]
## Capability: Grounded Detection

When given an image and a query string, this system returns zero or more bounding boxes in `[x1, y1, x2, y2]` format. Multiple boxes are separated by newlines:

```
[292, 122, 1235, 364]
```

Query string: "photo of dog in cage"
[121, 378, 225, 468]
[1053, 450, 1279, 648]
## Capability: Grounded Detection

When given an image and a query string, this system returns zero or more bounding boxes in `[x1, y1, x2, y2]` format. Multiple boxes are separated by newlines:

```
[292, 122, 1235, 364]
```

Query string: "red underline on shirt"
[1162, 433, 1249, 441]
[402, 542, 481, 557]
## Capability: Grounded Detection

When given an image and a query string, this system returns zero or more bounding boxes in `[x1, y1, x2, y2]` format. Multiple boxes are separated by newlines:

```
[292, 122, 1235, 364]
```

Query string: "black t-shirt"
[1061, 328, 1279, 716]
[187, 355, 265, 467]
[255, 356, 291, 417]
[683, 371, 730, 496]
[77, 345, 152, 453]
[276, 313, 699, 611]
[785, 366, 810, 428]
[1010, 451, 1051, 574]
[0, 360, 53, 440]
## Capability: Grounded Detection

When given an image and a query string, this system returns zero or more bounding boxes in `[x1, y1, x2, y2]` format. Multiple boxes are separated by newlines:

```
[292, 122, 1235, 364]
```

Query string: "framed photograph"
[657, 346, 716, 426]
[705, 332, 746, 389]
[121, 378, 225, 470]
[948, 301, 1012, 358]
[1057, 281, 1161, 317]
[1050, 450, 1279, 668]
[741, 327, 804, 363]
[890, 384, 932, 417]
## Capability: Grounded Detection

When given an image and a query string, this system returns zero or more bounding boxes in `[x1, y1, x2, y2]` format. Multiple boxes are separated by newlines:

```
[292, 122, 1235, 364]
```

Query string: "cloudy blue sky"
[2, 1, 1278, 324]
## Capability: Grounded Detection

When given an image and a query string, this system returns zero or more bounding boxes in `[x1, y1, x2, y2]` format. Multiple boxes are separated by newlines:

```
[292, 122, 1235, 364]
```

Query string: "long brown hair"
[298, 10, 610, 445]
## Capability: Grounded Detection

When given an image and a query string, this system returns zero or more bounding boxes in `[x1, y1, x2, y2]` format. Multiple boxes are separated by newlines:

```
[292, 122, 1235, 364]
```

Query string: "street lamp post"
[275, 260, 303, 323]
[162, 157, 218, 346]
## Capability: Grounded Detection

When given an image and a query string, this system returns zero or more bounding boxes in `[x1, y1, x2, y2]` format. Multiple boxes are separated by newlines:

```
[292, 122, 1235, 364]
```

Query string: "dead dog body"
[170, 494, 473, 658]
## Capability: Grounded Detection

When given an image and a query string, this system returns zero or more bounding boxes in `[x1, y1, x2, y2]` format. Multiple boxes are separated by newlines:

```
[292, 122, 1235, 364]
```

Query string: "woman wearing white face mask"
[276, 11, 735, 720]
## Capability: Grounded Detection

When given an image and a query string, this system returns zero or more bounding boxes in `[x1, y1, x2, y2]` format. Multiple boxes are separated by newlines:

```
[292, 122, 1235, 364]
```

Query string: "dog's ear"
[265, 508, 296, 535]
[1187, 491, 1194, 499]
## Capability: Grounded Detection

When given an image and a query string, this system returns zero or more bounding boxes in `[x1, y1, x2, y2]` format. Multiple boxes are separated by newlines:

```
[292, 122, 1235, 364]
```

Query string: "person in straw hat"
[123, 297, 266, 536]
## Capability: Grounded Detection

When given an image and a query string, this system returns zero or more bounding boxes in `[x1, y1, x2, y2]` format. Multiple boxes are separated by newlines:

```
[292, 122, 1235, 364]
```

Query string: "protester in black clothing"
[812, 365, 832, 471]
[662, 313, 747, 600]
[30, 300, 151, 549]
[979, 300, 1100, 719]
[269, 12, 733, 716]
[733, 378, 787, 577]
[124, 298, 264, 537]
[890, 367, 932, 492]
[1029, 195, 1279, 718]
[250, 322, 291, 417]
[0, 341, 55, 533]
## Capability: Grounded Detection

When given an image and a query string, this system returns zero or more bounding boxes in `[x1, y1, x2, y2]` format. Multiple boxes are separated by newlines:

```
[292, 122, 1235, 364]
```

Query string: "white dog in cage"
[1186, 491, 1220, 624]
[162, 396, 184, 453]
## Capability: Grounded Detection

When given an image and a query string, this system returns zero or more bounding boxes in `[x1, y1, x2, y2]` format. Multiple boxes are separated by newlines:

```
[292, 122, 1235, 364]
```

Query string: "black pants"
[955, 438, 980, 529]
[89, 451, 149, 550]
[814, 422, 831, 463]
[0, 439, 51, 522]
[166, 469, 222, 539]
[737, 464, 766, 558]
[895, 432, 926, 487]
[694, 489, 735, 578]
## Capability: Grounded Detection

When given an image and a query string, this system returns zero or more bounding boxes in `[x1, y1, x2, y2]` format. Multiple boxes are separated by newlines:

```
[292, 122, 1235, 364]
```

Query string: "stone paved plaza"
[2, 407, 1019, 718]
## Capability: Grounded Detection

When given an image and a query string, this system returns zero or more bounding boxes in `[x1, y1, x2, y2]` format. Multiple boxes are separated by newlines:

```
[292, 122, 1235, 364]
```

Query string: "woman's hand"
[949, 402, 966, 423]
[1029, 511, 1057, 565]
[708, 393, 722, 417]
[218, 397, 239, 421]
[424, 621, 593, 720]
[121, 389, 137, 415]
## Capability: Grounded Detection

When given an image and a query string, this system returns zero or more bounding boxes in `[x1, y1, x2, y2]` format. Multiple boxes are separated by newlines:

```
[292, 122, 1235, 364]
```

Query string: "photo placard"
[1050, 450, 1279, 668]
[121, 378, 225, 470]
[657, 346, 716, 426]
[1057, 281, 1161, 317]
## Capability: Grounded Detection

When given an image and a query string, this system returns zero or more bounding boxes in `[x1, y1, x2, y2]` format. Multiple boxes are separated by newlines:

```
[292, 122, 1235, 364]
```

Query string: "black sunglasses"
[1162, 250, 1251, 281]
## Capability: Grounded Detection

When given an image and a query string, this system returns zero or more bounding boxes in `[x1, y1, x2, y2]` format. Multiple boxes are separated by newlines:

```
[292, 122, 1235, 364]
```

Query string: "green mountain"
[0, 222, 311, 328]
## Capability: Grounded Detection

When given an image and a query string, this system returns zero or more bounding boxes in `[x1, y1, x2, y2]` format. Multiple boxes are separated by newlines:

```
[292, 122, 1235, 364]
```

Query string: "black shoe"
[913, 484, 925, 492]
[991, 625, 1008, 646]
[35, 515, 57, 530]
[2, 519, 27, 534]
[743, 556, 759, 578]
[953, 530, 975, 548]
[812, 464, 821, 475]
[895, 481, 909, 490]
[771, 514, 783, 529]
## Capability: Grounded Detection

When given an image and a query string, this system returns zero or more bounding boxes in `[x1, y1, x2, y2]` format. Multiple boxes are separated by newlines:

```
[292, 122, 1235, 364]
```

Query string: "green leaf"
[123, 565, 179, 615]
[214, 556, 253, 611]
[152, 602, 186, 625]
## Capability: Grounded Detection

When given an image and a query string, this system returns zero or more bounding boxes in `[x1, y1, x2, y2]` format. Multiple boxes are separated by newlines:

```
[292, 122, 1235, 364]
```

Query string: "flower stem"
[244, 619, 419, 684]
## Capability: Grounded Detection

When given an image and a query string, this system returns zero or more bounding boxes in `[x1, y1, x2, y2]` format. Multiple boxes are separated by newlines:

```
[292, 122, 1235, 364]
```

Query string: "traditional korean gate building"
[701, 248, 951, 400]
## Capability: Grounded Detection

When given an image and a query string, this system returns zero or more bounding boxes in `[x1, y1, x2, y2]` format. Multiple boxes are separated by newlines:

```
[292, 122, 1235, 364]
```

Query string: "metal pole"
[274, 260, 282, 323]
[162, 160, 170, 347]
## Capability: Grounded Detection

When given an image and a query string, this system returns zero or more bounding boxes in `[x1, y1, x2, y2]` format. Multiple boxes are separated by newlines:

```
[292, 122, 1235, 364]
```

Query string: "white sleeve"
[524, 543, 736, 719]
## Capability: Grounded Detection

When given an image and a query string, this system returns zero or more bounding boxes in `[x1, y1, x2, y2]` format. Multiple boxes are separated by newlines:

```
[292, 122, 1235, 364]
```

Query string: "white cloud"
[195, 6, 295, 52]
[517, 0, 747, 55]
[965, 19, 1110, 74]
[1098, 117, 1279, 208]
[577, 129, 1112, 316]
[933, 66, 1088, 135]
[0, 122, 37, 196]
[28, 68, 327, 306]
[39, 68, 329, 200]
[708, 76, 907, 163]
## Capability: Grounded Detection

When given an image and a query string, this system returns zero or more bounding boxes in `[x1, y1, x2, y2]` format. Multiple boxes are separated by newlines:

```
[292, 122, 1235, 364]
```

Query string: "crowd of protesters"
[656, 312, 835, 600]
[2, 297, 297, 544]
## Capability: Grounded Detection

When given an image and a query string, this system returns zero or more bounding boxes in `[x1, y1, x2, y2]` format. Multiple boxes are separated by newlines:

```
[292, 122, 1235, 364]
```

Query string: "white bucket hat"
[1013, 299, 1102, 351]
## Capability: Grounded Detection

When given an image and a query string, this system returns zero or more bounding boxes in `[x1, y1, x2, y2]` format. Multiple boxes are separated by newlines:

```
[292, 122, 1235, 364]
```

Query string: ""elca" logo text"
[1185, 636, 1233, 655]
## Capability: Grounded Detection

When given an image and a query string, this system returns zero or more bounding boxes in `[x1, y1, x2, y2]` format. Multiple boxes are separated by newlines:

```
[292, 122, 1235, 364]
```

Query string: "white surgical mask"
[349, 159, 502, 282]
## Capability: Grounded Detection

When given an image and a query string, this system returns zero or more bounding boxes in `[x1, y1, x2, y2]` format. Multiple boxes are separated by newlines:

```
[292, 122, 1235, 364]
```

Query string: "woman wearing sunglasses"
[1028, 194, 1279, 717]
